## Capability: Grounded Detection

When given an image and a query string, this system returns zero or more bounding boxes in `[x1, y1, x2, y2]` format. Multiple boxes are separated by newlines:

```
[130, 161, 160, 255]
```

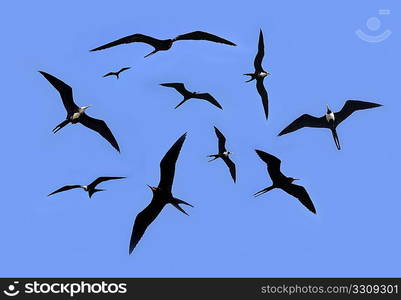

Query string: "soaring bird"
[254, 150, 316, 214]
[102, 67, 131, 79]
[208, 126, 236, 182]
[39, 71, 120, 152]
[129, 133, 192, 254]
[160, 82, 222, 109]
[278, 100, 382, 150]
[48, 176, 125, 198]
[90, 31, 236, 57]
[244, 30, 270, 120]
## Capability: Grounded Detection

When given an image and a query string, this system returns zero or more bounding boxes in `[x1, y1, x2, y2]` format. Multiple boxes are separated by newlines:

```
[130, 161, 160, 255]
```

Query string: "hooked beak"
[326, 105, 331, 113]
[293, 178, 299, 181]
[83, 105, 91, 111]
[147, 184, 157, 191]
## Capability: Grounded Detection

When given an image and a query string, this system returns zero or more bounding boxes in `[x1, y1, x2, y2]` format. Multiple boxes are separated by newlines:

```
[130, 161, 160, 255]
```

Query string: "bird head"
[147, 185, 158, 193]
[326, 105, 332, 114]
[81, 105, 91, 112]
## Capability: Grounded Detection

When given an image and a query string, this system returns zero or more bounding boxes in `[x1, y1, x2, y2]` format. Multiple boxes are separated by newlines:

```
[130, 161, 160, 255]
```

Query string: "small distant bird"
[208, 126, 236, 182]
[102, 67, 131, 79]
[254, 150, 316, 214]
[160, 82, 222, 109]
[129, 133, 192, 254]
[244, 30, 270, 120]
[278, 100, 382, 150]
[39, 71, 120, 152]
[48, 176, 125, 198]
[90, 31, 236, 58]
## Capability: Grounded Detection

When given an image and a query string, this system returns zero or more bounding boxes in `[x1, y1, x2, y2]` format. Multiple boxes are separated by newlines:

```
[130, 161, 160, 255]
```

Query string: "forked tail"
[331, 129, 341, 150]
[207, 154, 219, 162]
[253, 186, 275, 197]
[88, 188, 105, 198]
[174, 98, 188, 109]
[52, 119, 70, 133]
[171, 198, 193, 216]
[144, 49, 158, 58]
[244, 73, 256, 82]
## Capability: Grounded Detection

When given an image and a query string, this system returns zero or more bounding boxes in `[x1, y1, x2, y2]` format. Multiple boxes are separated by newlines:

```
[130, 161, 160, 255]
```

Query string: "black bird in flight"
[48, 176, 125, 198]
[39, 71, 120, 152]
[208, 126, 236, 182]
[254, 150, 316, 214]
[90, 31, 236, 57]
[278, 100, 382, 150]
[129, 133, 192, 254]
[160, 82, 222, 109]
[102, 67, 131, 79]
[244, 30, 270, 120]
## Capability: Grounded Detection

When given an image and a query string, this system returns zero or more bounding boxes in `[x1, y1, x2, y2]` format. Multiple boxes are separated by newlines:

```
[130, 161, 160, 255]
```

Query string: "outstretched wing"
[278, 114, 327, 136]
[158, 133, 187, 192]
[39, 71, 78, 114]
[118, 67, 131, 73]
[129, 199, 166, 254]
[102, 72, 115, 78]
[79, 114, 120, 152]
[254, 29, 265, 73]
[335, 100, 382, 126]
[281, 183, 316, 214]
[90, 34, 163, 51]
[160, 82, 190, 96]
[255, 150, 283, 180]
[222, 156, 236, 182]
[214, 126, 227, 153]
[174, 31, 236, 46]
[193, 93, 223, 109]
[88, 176, 125, 189]
[256, 78, 268, 120]
[48, 185, 81, 196]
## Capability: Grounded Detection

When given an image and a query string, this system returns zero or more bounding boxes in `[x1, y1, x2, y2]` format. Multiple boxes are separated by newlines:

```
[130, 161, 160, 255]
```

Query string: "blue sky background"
[0, 0, 399, 277]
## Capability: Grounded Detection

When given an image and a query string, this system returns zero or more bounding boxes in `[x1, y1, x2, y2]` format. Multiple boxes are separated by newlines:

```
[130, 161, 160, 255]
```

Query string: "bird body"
[325, 107, 335, 122]
[160, 82, 223, 109]
[207, 127, 236, 182]
[129, 133, 192, 254]
[103, 67, 131, 79]
[278, 100, 382, 150]
[71, 106, 90, 122]
[48, 177, 125, 198]
[90, 31, 236, 58]
[254, 150, 316, 214]
[244, 30, 270, 120]
[39, 71, 120, 152]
